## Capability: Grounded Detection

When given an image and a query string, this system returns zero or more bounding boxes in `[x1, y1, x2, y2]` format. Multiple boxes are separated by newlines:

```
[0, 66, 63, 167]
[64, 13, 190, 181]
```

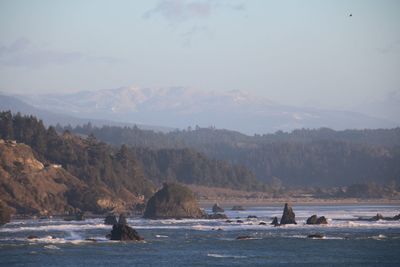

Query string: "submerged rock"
[110, 224, 143, 241]
[306, 215, 328, 225]
[307, 233, 325, 239]
[27, 235, 38, 239]
[259, 222, 267, 225]
[143, 183, 205, 219]
[280, 203, 297, 225]
[271, 216, 279, 226]
[212, 203, 224, 213]
[104, 214, 117, 225]
[231, 205, 245, 211]
[247, 215, 257, 219]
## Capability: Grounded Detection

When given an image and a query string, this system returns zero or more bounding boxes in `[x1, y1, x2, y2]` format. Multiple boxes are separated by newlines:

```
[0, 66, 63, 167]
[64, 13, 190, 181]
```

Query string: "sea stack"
[212, 203, 224, 213]
[110, 224, 143, 241]
[143, 183, 205, 219]
[280, 203, 297, 225]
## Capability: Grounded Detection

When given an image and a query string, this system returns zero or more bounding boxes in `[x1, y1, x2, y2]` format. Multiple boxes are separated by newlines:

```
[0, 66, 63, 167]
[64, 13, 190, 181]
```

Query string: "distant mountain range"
[11, 86, 395, 134]
[0, 94, 172, 132]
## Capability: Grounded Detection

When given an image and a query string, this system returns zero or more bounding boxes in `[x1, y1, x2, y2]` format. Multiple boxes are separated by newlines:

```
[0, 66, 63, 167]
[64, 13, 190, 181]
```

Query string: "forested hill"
[64, 124, 400, 148]
[0, 111, 262, 195]
[62, 123, 400, 187]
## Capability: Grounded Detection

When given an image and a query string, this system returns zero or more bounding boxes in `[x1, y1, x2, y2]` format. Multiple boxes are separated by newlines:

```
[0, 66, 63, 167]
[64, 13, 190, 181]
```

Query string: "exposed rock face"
[306, 215, 328, 225]
[280, 203, 297, 225]
[143, 183, 205, 219]
[271, 216, 279, 226]
[110, 224, 143, 241]
[212, 203, 224, 213]
[104, 215, 118, 225]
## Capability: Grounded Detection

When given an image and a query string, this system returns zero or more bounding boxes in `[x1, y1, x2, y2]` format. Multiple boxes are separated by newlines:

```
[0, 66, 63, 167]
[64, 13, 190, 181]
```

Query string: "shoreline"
[198, 198, 400, 208]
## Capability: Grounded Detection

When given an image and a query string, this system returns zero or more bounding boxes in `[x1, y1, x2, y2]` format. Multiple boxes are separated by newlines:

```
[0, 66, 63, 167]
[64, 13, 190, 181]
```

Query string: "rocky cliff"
[143, 183, 205, 219]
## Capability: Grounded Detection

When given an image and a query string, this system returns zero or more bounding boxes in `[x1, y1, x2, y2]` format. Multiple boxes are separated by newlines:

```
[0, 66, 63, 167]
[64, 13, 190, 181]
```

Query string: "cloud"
[143, 0, 245, 23]
[0, 38, 118, 68]
[143, 0, 245, 46]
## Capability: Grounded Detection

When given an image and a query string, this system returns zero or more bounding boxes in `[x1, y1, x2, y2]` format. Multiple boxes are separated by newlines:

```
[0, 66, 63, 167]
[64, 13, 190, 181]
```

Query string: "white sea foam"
[0, 223, 110, 233]
[207, 253, 247, 258]
[44, 244, 60, 250]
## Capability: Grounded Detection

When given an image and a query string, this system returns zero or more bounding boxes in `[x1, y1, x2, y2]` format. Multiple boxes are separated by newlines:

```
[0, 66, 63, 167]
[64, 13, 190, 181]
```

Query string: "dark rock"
[104, 214, 117, 225]
[271, 216, 279, 226]
[371, 213, 384, 221]
[212, 203, 224, 213]
[259, 222, 267, 225]
[247, 215, 257, 219]
[85, 238, 97, 242]
[307, 234, 325, 239]
[27, 235, 38, 239]
[225, 219, 233, 223]
[118, 214, 127, 225]
[110, 224, 143, 241]
[316, 216, 328, 224]
[207, 213, 228, 219]
[236, 235, 252, 240]
[306, 215, 328, 225]
[232, 205, 245, 211]
[0, 201, 11, 226]
[392, 214, 400, 220]
[236, 220, 244, 223]
[280, 203, 296, 225]
[143, 183, 205, 219]
[306, 215, 318, 225]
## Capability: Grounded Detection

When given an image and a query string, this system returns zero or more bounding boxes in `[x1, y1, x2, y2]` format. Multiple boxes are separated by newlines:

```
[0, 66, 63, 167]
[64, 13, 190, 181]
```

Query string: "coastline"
[198, 197, 400, 208]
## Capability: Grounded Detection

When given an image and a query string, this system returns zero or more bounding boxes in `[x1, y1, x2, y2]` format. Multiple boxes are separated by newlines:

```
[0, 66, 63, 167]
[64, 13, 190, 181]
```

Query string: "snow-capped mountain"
[17, 86, 395, 134]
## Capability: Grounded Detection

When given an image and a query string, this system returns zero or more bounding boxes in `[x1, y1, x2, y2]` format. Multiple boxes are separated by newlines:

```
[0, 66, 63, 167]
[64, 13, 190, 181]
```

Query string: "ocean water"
[1, 204, 400, 266]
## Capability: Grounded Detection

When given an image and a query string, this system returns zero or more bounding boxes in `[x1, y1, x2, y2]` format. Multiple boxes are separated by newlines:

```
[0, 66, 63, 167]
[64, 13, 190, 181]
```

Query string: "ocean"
[1, 204, 400, 266]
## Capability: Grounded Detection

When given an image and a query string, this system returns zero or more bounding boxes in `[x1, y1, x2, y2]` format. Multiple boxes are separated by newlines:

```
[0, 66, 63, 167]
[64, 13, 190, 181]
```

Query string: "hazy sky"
[0, 0, 399, 109]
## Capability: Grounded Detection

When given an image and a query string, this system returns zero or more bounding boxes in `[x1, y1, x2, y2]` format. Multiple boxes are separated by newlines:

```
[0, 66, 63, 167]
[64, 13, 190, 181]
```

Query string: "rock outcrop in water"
[110, 224, 143, 241]
[280, 203, 297, 225]
[231, 205, 245, 211]
[143, 183, 205, 219]
[212, 203, 224, 213]
[306, 215, 328, 225]
[271, 216, 279, 226]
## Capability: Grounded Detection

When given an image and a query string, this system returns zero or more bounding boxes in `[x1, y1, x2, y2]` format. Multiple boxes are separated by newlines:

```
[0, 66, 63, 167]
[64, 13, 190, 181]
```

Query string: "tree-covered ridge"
[61, 123, 400, 187]
[0, 111, 261, 194]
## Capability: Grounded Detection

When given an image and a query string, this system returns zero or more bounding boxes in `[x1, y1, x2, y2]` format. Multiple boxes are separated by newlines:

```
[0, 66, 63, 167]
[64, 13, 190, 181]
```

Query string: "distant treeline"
[58, 123, 400, 187]
[0, 111, 262, 194]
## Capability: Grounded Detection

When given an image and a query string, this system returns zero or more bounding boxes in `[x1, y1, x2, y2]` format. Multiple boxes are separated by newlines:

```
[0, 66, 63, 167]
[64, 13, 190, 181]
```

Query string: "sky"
[0, 0, 399, 110]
